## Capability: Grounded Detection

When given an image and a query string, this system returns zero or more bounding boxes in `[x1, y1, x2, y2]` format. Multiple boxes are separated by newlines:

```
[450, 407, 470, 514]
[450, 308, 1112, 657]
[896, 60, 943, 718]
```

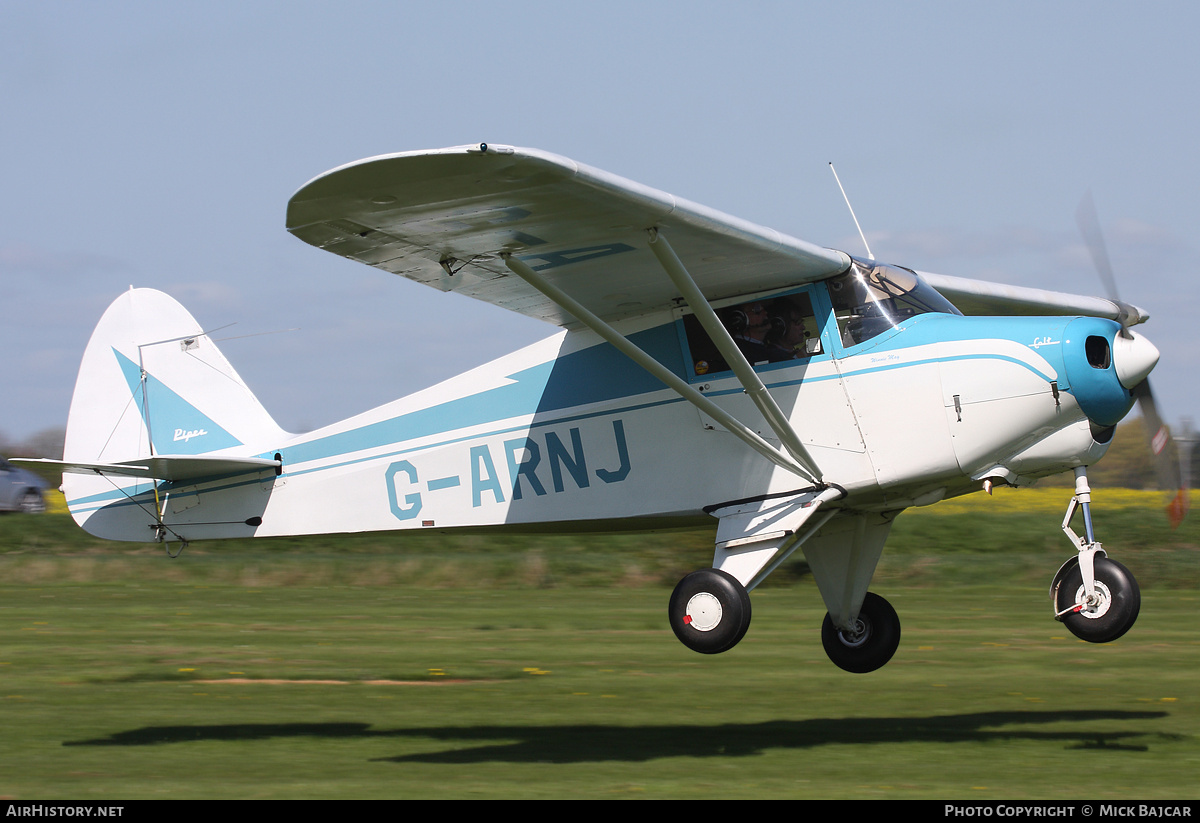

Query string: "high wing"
[285, 143, 851, 326]
[287, 143, 1148, 329]
[921, 271, 1150, 326]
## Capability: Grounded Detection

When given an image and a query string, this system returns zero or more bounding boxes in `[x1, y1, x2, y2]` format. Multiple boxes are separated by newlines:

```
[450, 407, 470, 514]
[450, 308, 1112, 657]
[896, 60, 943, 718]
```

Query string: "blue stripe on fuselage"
[830, 313, 1071, 382]
[275, 324, 684, 467]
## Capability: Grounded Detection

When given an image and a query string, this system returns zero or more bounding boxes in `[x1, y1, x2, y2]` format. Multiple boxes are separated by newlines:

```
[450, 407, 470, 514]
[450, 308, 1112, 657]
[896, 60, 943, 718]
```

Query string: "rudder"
[62, 288, 287, 537]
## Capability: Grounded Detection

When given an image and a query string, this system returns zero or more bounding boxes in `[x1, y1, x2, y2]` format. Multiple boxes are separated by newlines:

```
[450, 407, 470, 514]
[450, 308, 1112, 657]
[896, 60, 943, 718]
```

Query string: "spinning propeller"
[1076, 193, 1189, 526]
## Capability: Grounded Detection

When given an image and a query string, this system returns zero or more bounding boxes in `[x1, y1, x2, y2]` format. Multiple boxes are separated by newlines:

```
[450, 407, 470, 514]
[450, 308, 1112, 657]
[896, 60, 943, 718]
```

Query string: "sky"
[3, 1, 1198, 447]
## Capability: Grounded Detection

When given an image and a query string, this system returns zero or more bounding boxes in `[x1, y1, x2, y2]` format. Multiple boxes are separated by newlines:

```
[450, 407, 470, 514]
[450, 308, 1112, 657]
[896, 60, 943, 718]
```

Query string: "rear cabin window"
[684, 291, 822, 377]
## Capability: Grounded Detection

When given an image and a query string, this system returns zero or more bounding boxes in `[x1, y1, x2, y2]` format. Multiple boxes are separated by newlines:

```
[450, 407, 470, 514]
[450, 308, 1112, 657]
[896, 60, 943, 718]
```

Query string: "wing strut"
[501, 253, 819, 483]
[646, 228, 823, 483]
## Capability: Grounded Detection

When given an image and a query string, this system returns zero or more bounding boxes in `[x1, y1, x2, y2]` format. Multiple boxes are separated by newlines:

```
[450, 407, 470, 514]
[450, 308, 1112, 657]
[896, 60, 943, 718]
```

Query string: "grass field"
[2, 488, 1198, 799]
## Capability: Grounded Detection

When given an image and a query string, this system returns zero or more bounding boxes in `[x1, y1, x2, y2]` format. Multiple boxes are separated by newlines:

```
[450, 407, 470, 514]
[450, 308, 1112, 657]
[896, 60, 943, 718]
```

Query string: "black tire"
[668, 568, 752, 654]
[1055, 556, 1140, 643]
[821, 592, 901, 673]
[19, 490, 44, 514]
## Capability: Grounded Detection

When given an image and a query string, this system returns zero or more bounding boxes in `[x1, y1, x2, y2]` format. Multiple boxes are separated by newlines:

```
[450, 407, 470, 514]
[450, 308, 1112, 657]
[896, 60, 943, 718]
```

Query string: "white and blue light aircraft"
[24, 144, 1175, 672]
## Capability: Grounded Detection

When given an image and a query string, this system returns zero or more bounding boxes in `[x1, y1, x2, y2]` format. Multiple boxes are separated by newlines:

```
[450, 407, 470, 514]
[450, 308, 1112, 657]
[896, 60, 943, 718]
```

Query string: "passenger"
[723, 301, 773, 364]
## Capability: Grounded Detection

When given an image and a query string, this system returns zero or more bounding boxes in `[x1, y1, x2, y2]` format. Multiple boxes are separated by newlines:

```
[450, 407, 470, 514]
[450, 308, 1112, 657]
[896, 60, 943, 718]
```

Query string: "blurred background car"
[0, 456, 48, 513]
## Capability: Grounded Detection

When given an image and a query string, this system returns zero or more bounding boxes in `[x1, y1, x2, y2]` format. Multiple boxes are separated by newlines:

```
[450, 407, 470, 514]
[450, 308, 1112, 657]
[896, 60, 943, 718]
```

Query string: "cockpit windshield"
[828, 257, 961, 347]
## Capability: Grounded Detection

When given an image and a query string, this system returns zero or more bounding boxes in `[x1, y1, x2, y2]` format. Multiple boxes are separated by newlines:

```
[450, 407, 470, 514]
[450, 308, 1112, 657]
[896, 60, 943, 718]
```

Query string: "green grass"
[1, 488, 1198, 799]
[3, 583, 1198, 799]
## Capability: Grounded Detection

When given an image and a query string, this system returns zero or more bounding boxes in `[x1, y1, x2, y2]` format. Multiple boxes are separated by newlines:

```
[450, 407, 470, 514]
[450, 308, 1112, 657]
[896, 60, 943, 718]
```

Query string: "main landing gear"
[820, 592, 901, 673]
[669, 498, 900, 672]
[668, 569, 901, 671]
[1050, 467, 1141, 643]
[668, 569, 752, 655]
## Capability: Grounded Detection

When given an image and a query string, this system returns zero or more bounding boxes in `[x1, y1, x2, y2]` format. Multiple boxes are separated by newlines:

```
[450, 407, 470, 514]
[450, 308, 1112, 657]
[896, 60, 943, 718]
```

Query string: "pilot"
[765, 300, 817, 360]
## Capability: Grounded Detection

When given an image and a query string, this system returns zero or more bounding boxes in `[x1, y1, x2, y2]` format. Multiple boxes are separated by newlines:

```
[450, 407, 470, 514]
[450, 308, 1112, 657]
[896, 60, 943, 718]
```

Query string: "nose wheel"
[821, 592, 901, 673]
[1054, 556, 1140, 643]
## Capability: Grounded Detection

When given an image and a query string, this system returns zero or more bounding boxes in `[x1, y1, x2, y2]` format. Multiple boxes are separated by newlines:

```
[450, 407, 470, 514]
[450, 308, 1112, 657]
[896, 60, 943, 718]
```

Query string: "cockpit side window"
[683, 290, 822, 378]
[828, 257, 961, 347]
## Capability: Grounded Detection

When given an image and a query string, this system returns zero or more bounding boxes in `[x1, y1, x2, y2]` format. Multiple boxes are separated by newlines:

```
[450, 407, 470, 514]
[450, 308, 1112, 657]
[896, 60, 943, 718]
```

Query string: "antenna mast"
[829, 163, 873, 261]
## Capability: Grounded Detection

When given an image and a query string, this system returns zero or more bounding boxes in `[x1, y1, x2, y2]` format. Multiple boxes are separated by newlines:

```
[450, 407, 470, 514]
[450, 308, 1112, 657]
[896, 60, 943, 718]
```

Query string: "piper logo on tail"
[174, 428, 209, 443]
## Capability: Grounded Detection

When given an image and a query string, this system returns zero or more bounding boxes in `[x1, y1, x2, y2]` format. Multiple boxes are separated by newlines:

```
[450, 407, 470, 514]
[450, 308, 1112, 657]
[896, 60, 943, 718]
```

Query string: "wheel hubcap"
[684, 592, 723, 631]
[1072, 581, 1113, 619]
[838, 617, 871, 648]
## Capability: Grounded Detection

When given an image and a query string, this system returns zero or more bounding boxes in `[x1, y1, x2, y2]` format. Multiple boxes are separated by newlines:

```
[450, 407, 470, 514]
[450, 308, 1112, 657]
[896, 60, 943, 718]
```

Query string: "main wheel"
[821, 592, 901, 673]
[668, 568, 752, 654]
[1055, 556, 1140, 643]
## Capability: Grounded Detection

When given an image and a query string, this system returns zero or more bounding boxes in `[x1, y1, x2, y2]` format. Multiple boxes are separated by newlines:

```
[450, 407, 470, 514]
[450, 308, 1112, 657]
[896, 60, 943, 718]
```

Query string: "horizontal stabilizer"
[15, 455, 281, 483]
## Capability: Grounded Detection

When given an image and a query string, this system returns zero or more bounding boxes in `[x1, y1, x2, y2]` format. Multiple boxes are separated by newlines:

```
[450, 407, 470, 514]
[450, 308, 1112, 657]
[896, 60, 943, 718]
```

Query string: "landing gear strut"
[1051, 467, 1141, 643]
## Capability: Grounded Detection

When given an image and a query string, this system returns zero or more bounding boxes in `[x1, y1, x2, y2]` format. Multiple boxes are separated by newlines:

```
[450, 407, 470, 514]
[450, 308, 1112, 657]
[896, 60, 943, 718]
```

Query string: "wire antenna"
[829, 163, 873, 261]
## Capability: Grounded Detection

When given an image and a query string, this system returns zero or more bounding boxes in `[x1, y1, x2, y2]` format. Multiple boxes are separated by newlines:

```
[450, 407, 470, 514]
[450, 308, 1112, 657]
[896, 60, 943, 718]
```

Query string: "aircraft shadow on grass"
[64, 710, 1175, 762]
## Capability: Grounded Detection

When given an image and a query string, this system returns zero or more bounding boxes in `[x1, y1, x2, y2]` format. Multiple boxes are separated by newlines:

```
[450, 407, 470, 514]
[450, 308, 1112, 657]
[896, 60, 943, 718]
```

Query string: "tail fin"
[61, 288, 287, 538]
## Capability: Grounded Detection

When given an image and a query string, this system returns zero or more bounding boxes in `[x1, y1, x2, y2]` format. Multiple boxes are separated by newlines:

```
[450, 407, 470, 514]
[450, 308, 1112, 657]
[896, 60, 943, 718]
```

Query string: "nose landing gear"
[1054, 555, 1141, 643]
[1050, 467, 1141, 643]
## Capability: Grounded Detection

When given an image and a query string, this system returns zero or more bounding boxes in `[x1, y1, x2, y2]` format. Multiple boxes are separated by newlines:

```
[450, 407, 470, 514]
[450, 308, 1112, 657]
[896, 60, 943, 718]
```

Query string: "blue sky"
[3, 1, 1197, 444]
